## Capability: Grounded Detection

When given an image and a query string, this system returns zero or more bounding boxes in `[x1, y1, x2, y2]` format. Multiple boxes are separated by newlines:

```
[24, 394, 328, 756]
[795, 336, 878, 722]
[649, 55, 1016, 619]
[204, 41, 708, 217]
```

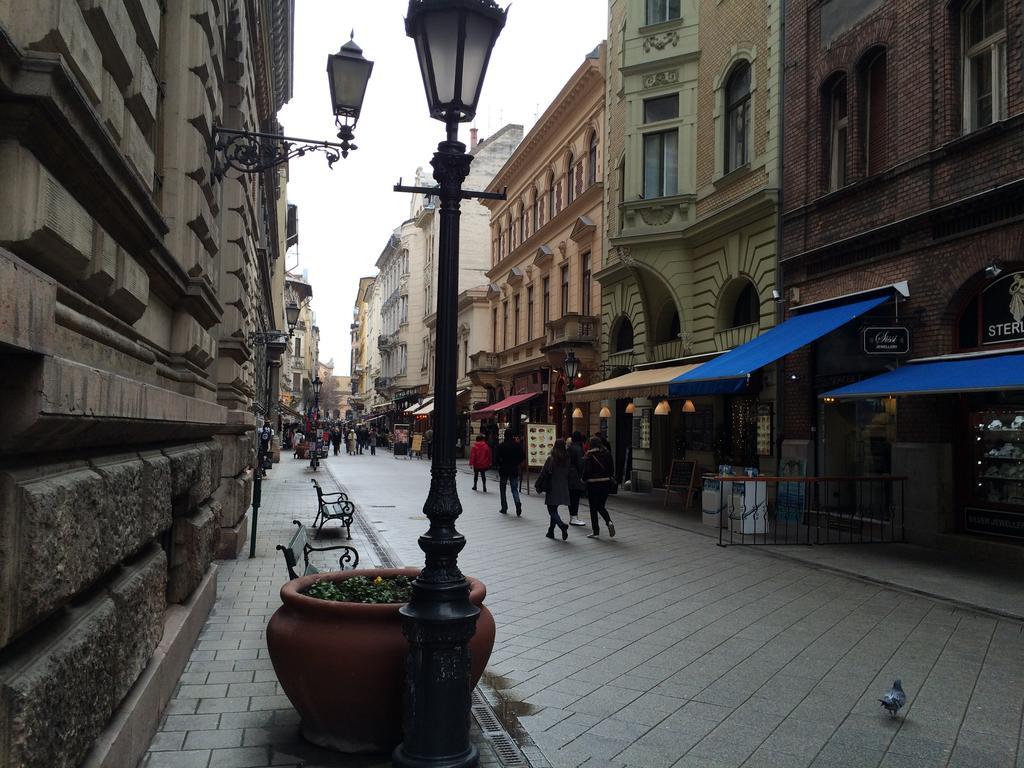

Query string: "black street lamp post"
[393, 2, 507, 766]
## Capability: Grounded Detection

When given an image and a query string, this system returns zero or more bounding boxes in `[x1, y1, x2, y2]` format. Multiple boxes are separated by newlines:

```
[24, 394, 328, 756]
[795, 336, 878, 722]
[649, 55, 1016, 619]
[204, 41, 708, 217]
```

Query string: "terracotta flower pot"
[266, 567, 495, 753]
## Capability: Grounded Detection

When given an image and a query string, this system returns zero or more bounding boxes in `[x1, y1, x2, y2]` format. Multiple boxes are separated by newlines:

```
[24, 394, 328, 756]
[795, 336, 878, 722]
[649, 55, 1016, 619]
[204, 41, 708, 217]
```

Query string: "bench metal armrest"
[306, 542, 360, 570]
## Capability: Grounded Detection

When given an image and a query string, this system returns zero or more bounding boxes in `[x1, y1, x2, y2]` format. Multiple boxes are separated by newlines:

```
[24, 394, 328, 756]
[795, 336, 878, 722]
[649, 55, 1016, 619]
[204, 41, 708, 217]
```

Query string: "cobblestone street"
[146, 450, 1024, 768]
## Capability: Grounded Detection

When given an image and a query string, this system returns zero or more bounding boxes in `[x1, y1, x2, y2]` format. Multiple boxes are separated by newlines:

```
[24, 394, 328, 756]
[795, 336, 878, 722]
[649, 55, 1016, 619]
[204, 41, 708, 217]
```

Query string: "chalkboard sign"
[664, 459, 699, 510]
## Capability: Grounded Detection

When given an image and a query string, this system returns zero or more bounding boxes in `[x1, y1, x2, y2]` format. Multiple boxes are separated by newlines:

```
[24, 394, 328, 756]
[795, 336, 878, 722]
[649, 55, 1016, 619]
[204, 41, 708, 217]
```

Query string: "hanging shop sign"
[862, 326, 911, 355]
[982, 273, 1024, 345]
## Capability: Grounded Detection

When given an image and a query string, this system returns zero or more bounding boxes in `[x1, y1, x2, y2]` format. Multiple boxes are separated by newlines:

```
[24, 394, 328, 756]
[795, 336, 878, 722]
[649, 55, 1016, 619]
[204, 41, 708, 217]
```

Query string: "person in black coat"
[582, 436, 616, 538]
[567, 431, 586, 526]
[495, 429, 526, 516]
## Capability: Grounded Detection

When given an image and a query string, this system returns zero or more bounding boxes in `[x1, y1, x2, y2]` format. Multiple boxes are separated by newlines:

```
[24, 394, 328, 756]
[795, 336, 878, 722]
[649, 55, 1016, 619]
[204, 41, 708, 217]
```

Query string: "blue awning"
[822, 353, 1024, 399]
[669, 295, 889, 396]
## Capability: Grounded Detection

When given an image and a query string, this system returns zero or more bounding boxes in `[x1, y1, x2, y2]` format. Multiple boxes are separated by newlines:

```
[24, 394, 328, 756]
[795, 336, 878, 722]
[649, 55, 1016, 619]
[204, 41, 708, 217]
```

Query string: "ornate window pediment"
[569, 215, 596, 243]
[533, 244, 553, 266]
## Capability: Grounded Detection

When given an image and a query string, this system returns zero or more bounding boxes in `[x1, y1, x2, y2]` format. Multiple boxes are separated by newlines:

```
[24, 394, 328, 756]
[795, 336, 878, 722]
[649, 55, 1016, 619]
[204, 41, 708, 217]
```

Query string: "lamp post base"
[392, 745, 478, 768]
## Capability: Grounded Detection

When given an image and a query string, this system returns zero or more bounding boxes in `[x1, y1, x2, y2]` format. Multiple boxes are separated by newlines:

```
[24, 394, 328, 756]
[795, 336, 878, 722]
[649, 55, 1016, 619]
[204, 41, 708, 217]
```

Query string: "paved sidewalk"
[349, 455, 1024, 768]
[140, 452, 510, 768]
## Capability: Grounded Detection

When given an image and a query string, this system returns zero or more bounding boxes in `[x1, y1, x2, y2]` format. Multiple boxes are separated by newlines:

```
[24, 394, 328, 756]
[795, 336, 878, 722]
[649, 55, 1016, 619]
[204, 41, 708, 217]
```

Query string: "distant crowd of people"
[468, 429, 618, 541]
[283, 422, 383, 459]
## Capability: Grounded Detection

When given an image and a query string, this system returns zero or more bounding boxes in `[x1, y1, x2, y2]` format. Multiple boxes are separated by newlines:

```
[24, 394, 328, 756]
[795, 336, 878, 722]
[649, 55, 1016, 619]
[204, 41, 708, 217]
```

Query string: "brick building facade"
[781, 0, 1024, 551]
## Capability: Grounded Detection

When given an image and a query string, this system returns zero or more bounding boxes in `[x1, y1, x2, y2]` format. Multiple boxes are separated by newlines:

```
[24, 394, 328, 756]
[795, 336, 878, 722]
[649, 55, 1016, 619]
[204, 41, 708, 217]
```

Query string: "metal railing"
[703, 475, 907, 547]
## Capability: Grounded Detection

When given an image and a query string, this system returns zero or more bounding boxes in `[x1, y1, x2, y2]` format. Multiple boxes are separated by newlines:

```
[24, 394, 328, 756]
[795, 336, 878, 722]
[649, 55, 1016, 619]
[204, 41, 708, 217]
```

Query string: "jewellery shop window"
[972, 406, 1024, 510]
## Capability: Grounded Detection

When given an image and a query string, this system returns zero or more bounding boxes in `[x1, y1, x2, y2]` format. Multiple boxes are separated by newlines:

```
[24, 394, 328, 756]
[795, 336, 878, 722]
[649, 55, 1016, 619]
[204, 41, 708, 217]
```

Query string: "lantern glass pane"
[459, 12, 493, 107]
[329, 55, 372, 117]
[424, 11, 460, 106]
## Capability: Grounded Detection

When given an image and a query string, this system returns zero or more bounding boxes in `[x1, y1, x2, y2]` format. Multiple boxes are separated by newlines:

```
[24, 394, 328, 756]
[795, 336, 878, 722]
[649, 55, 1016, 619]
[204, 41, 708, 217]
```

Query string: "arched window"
[826, 74, 849, 190]
[654, 302, 681, 343]
[860, 48, 888, 175]
[731, 282, 760, 328]
[566, 153, 575, 205]
[963, 0, 1007, 133]
[725, 61, 751, 173]
[613, 316, 634, 352]
[548, 172, 556, 220]
[587, 132, 598, 186]
[519, 203, 527, 243]
[531, 190, 539, 234]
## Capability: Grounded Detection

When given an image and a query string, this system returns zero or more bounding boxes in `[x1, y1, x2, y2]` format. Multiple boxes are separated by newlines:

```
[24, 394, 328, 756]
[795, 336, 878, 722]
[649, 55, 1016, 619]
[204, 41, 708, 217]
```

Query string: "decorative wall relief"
[639, 206, 674, 226]
[643, 31, 680, 53]
[643, 70, 679, 89]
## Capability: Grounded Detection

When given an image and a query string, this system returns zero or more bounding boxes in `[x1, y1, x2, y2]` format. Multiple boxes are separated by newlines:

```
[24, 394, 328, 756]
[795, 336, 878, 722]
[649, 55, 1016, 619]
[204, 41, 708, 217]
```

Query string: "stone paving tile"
[147, 452, 1024, 768]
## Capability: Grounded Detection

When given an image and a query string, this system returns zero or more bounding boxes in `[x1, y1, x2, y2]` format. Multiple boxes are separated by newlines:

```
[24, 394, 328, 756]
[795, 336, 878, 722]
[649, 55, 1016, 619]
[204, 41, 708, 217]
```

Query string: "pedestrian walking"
[496, 429, 525, 516]
[469, 434, 491, 492]
[256, 419, 273, 479]
[330, 426, 341, 456]
[347, 429, 356, 456]
[486, 428, 500, 482]
[424, 426, 433, 460]
[369, 427, 378, 455]
[582, 436, 616, 538]
[567, 431, 586, 526]
[535, 439, 574, 540]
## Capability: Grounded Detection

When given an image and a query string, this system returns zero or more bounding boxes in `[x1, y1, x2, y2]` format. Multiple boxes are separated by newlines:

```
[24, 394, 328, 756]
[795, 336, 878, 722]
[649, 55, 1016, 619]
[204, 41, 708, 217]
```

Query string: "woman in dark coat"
[582, 436, 616, 538]
[538, 439, 576, 540]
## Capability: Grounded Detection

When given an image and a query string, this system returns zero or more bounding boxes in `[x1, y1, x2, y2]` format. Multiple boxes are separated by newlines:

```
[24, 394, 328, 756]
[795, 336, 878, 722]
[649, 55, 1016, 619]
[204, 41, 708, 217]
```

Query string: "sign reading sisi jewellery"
[862, 326, 911, 355]
[983, 273, 1024, 344]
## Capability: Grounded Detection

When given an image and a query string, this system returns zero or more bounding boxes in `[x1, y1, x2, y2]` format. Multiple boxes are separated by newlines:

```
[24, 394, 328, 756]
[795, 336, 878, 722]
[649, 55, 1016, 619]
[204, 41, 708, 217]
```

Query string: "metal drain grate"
[470, 689, 530, 767]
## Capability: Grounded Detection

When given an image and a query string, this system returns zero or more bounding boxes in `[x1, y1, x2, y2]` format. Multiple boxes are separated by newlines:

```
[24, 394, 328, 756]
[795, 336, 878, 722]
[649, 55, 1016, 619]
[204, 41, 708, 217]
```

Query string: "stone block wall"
[0, 0, 294, 764]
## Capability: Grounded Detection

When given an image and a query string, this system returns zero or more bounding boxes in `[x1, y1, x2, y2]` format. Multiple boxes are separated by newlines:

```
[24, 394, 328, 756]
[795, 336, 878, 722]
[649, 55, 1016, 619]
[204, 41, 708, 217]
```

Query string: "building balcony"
[468, 351, 499, 389]
[374, 376, 392, 393]
[541, 313, 601, 372]
[377, 333, 398, 351]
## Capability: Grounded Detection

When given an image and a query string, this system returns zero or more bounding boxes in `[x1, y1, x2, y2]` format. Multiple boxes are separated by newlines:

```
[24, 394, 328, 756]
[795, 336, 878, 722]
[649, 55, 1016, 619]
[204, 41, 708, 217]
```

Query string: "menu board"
[393, 425, 410, 457]
[526, 423, 557, 467]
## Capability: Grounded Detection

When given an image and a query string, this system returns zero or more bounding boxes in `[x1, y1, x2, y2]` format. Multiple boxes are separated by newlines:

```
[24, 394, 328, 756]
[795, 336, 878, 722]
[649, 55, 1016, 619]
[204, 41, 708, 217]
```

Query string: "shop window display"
[972, 408, 1024, 509]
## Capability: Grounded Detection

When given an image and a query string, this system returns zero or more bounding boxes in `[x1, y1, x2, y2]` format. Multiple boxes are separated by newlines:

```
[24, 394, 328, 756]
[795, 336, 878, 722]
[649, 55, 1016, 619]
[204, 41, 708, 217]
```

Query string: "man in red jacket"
[469, 434, 492, 492]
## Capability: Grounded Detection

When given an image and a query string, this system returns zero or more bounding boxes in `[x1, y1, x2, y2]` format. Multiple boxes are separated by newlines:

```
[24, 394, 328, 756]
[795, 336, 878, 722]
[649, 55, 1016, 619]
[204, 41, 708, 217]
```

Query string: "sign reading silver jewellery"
[862, 326, 910, 355]
[982, 273, 1024, 345]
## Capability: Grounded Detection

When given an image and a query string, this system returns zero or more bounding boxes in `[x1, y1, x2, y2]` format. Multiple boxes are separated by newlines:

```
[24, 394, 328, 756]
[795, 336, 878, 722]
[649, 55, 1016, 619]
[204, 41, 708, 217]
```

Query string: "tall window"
[513, 293, 521, 345]
[646, 0, 681, 24]
[531, 190, 539, 234]
[548, 173, 556, 220]
[963, 0, 1007, 132]
[566, 153, 575, 205]
[643, 94, 679, 199]
[527, 285, 535, 339]
[861, 49, 888, 176]
[519, 205, 527, 243]
[725, 62, 751, 173]
[543, 277, 551, 323]
[644, 131, 678, 198]
[498, 228, 505, 259]
[827, 75, 849, 191]
[581, 252, 592, 315]
[617, 158, 625, 204]
[502, 300, 509, 349]
[587, 133, 598, 186]
[560, 264, 570, 315]
[294, 337, 301, 357]
[509, 215, 516, 250]
[492, 307, 497, 351]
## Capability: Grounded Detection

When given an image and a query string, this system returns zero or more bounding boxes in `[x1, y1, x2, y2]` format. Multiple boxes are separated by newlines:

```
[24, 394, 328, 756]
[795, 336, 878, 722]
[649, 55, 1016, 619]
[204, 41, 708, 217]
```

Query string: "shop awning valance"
[668, 295, 889, 396]
[821, 352, 1024, 399]
[405, 397, 434, 415]
[566, 364, 703, 401]
[470, 391, 540, 417]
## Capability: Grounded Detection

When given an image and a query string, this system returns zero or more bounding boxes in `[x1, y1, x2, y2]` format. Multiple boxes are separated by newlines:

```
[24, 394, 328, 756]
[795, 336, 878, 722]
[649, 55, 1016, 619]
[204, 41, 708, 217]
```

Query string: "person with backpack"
[496, 429, 526, 516]
[535, 439, 575, 540]
[469, 434, 492, 492]
[582, 436, 617, 538]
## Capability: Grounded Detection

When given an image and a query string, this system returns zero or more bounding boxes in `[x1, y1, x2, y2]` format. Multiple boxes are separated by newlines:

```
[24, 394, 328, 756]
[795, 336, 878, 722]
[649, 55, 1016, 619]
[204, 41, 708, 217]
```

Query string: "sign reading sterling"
[862, 326, 910, 355]
[983, 273, 1024, 345]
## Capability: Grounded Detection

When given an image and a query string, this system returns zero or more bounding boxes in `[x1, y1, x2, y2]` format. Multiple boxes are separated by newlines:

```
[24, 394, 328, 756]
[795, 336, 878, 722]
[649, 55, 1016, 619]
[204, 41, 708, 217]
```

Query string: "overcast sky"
[277, 0, 607, 373]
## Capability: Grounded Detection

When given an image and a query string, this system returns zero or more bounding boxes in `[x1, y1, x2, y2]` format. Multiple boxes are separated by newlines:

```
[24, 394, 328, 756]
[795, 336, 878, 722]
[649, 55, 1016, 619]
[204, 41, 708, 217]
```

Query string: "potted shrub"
[266, 567, 495, 753]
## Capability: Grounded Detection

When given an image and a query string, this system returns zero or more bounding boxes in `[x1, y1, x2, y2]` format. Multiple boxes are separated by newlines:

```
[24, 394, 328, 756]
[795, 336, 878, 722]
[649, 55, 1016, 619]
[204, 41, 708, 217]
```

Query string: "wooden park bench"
[310, 478, 356, 540]
[277, 520, 360, 580]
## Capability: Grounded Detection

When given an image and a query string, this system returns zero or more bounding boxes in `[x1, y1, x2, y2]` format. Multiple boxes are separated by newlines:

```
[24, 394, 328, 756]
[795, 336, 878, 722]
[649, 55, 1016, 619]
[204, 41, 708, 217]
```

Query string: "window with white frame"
[725, 62, 751, 173]
[827, 75, 849, 191]
[963, 0, 1007, 133]
[646, 0, 681, 25]
[643, 130, 678, 198]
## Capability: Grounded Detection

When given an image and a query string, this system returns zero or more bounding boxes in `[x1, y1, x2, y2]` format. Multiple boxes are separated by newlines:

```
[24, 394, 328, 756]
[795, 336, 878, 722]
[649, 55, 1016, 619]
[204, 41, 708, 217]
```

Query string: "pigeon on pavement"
[879, 679, 906, 719]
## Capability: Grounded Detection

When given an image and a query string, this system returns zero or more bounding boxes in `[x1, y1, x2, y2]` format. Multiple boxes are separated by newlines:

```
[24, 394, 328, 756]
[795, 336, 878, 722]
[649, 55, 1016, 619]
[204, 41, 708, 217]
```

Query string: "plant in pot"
[266, 567, 495, 753]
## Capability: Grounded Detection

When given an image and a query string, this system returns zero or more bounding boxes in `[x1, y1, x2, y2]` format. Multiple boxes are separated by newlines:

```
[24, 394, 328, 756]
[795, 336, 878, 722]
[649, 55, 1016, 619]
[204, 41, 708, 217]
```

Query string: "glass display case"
[972, 408, 1024, 509]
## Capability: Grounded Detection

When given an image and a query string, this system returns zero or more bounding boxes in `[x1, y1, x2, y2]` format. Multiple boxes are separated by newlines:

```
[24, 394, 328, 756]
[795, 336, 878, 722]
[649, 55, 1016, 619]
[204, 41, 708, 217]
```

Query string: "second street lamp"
[394, 2, 507, 766]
